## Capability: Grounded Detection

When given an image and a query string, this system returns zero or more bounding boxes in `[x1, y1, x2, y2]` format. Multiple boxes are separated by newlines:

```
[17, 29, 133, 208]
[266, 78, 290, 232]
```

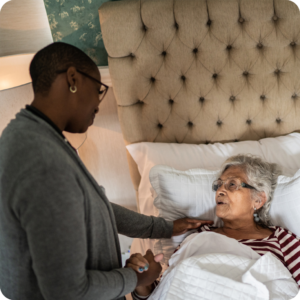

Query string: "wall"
[0, 83, 136, 253]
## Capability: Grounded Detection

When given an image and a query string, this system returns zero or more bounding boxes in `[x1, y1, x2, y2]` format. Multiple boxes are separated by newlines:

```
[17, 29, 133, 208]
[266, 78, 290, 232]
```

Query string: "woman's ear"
[256, 192, 267, 209]
[66, 66, 77, 89]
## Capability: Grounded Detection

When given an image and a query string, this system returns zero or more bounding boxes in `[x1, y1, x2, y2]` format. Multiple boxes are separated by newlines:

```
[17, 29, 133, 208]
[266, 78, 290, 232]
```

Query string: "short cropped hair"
[30, 42, 97, 94]
[220, 154, 281, 226]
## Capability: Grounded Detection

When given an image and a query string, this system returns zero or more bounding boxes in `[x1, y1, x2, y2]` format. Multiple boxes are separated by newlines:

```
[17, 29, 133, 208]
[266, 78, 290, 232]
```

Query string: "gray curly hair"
[219, 154, 281, 226]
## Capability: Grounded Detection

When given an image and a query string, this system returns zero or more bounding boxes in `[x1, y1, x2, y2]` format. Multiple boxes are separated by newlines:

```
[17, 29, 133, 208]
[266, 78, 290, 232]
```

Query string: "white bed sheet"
[148, 232, 299, 300]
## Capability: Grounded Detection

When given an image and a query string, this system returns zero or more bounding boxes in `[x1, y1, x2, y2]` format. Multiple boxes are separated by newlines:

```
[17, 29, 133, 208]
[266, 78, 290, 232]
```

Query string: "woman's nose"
[218, 190, 226, 196]
[217, 184, 226, 195]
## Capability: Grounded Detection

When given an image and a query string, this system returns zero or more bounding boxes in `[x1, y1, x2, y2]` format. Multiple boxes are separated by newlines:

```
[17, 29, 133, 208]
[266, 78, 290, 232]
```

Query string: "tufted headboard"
[99, 0, 300, 207]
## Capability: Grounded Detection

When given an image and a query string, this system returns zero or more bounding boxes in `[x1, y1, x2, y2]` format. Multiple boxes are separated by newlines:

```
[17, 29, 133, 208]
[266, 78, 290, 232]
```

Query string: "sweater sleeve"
[11, 167, 137, 300]
[111, 203, 173, 239]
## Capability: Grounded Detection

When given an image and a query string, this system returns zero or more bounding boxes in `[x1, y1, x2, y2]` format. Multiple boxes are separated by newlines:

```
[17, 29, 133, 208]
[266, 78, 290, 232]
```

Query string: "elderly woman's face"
[215, 166, 255, 221]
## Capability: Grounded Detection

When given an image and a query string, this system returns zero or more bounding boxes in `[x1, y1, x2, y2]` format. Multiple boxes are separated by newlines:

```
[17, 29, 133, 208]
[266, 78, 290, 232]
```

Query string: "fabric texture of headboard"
[99, 0, 300, 200]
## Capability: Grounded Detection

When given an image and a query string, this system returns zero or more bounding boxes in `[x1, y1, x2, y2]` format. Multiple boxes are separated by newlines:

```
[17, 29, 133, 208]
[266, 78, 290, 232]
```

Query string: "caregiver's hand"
[172, 217, 214, 236]
[125, 252, 150, 273]
[135, 250, 163, 288]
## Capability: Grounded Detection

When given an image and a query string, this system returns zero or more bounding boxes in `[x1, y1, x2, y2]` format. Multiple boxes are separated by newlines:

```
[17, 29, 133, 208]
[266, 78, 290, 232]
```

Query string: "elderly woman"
[132, 154, 300, 299]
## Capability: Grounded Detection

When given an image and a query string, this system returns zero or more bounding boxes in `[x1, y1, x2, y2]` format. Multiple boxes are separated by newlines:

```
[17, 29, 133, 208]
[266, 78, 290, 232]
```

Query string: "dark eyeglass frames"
[56, 69, 109, 101]
[212, 178, 257, 192]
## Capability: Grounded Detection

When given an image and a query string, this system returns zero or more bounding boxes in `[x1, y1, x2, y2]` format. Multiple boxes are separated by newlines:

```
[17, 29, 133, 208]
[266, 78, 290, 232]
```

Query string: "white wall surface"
[0, 0, 53, 57]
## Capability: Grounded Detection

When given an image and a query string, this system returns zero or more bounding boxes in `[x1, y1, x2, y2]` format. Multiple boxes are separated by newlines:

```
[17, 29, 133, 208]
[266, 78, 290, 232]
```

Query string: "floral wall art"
[43, 0, 117, 66]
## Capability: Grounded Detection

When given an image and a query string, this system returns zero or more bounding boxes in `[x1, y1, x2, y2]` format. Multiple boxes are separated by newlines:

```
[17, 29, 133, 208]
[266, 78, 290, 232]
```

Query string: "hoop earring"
[70, 86, 77, 93]
[253, 207, 260, 223]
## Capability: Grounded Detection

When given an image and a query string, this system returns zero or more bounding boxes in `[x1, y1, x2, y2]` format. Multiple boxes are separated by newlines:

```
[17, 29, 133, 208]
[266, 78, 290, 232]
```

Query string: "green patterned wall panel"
[43, 0, 117, 66]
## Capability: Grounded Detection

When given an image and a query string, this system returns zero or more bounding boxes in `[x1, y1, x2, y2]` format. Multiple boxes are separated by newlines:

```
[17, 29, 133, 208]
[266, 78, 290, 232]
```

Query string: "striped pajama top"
[132, 225, 300, 299]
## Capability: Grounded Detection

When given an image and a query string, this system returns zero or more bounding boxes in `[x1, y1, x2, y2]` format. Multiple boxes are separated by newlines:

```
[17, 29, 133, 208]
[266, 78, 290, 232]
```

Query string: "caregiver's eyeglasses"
[56, 69, 109, 101]
[212, 178, 257, 192]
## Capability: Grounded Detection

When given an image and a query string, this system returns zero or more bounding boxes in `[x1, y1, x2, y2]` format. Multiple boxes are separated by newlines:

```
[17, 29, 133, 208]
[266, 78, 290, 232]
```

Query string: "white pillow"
[149, 165, 300, 266]
[270, 170, 300, 236]
[149, 166, 220, 266]
[127, 133, 300, 217]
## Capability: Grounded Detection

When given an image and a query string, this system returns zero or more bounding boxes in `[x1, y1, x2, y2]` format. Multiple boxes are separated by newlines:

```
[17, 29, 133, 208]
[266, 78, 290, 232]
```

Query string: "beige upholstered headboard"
[99, 0, 300, 202]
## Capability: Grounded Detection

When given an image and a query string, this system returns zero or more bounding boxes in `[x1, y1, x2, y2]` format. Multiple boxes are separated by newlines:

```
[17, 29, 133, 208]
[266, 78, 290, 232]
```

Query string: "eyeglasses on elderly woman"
[212, 178, 257, 192]
[56, 69, 109, 101]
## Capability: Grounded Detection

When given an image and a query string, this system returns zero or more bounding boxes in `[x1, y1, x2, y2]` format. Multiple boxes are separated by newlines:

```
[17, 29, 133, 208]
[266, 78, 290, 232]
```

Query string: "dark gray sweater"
[0, 109, 173, 300]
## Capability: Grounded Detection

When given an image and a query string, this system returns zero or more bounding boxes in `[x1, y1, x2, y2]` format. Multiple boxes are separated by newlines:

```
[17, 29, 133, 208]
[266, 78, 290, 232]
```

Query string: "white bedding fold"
[149, 232, 299, 300]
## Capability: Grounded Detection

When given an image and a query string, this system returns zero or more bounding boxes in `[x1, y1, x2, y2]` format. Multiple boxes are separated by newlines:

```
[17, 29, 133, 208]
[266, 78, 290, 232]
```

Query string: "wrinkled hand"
[172, 218, 213, 236]
[135, 249, 163, 288]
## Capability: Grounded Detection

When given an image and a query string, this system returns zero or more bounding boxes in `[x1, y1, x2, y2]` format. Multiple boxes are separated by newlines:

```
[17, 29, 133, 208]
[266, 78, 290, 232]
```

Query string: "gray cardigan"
[0, 109, 173, 300]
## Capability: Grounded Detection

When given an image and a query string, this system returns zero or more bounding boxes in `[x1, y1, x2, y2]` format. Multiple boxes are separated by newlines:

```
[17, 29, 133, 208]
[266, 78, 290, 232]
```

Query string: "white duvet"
[149, 232, 299, 300]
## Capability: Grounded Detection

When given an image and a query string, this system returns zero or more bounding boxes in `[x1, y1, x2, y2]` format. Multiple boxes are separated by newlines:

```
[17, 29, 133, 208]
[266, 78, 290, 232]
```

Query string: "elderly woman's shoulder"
[270, 225, 300, 241]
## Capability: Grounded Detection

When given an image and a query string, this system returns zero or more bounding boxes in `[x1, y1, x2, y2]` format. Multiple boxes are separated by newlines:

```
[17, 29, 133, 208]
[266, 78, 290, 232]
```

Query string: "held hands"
[125, 249, 163, 289]
[172, 217, 214, 236]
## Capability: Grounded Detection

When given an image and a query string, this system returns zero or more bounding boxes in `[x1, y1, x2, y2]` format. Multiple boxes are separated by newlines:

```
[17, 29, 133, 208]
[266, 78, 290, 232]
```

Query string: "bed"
[99, 0, 300, 297]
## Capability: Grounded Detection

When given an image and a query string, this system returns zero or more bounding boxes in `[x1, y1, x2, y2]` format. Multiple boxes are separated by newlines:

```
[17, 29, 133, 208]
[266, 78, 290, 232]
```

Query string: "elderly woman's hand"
[133, 250, 163, 296]
[172, 218, 214, 236]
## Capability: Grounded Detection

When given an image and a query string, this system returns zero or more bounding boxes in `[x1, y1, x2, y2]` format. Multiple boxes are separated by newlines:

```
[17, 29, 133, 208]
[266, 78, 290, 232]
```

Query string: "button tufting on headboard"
[216, 120, 223, 126]
[260, 95, 266, 101]
[99, 0, 300, 158]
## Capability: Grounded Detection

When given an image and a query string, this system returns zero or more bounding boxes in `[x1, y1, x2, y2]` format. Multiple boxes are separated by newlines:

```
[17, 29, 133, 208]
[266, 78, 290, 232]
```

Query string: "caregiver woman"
[133, 154, 300, 299]
[0, 42, 213, 300]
